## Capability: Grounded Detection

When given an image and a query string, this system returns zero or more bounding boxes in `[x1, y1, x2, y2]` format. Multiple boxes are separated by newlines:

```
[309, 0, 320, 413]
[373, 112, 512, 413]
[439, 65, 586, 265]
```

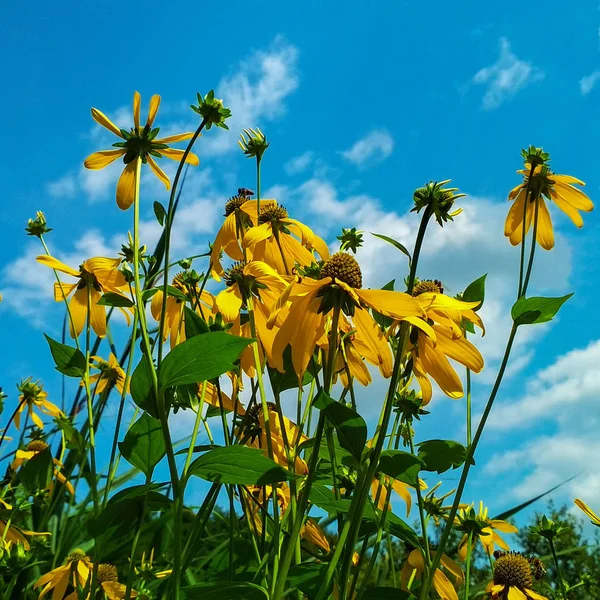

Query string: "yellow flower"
[37, 255, 131, 338]
[300, 518, 331, 555]
[12, 440, 75, 496]
[486, 552, 548, 600]
[371, 475, 428, 517]
[574, 498, 600, 526]
[15, 378, 62, 430]
[135, 548, 171, 580]
[270, 252, 430, 378]
[0, 514, 49, 551]
[408, 282, 484, 405]
[240, 201, 329, 275]
[84, 91, 199, 210]
[150, 273, 216, 348]
[86, 354, 128, 396]
[456, 502, 518, 560]
[34, 549, 92, 599]
[95, 563, 138, 600]
[423, 482, 469, 526]
[400, 547, 464, 600]
[196, 381, 244, 415]
[505, 164, 593, 250]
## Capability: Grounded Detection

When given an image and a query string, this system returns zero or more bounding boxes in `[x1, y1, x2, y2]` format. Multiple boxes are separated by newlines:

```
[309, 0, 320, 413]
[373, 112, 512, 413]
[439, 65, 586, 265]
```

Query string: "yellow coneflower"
[15, 378, 62, 430]
[371, 475, 428, 517]
[486, 552, 548, 600]
[84, 91, 199, 210]
[574, 498, 600, 526]
[12, 440, 75, 496]
[95, 563, 138, 599]
[37, 255, 131, 338]
[34, 549, 92, 599]
[240, 201, 329, 274]
[407, 281, 484, 405]
[400, 547, 464, 600]
[270, 252, 430, 378]
[0, 500, 49, 551]
[456, 502, 517, 561]
[505, 164, 593, 250]
[86, 353, 128, 396]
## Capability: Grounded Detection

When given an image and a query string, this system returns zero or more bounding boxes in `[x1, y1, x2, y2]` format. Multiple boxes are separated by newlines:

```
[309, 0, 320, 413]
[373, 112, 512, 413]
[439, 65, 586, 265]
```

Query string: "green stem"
[549, 538, 569, 600]
[521, 192, 540, 298]
[466, 366, 472, 447]
[183, 383, 206, 477]
[517, 164, 536, 298]
[409, 431, 430, 563]
[464, 532, 473, 600]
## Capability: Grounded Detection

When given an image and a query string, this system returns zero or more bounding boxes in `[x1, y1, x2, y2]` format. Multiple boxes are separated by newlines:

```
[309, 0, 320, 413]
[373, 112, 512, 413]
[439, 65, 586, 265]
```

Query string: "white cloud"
[284, 151, 314, 175]
[473, 38, 544, 110]
[341, 130, 394, 167]
[579, 70, 600, 95]
[47, 174, 78, 199]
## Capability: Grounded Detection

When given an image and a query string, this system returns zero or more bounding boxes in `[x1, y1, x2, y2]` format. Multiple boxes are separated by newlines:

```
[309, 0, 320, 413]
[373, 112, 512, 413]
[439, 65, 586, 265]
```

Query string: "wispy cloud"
[47, 174, 78, 199]
[579, 70, 600, 95]
[284, 151, 314, 175]
[341, 129, 394, 168]
[473, 38, 544, 110]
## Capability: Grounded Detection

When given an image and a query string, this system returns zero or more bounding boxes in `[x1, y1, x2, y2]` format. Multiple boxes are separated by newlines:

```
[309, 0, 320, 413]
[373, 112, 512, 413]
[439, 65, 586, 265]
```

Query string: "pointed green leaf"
[511, 294, 573, 326]
[158, 332, 252, 390]
[370, 233, 412, 265]
[417, 439, 468, 473]
[378, 450, 424, 486]
[188, 445, 300, 485]
[131, 354, 159, 418]
[44, 334, 86, 378]
[97, 292, 134, 308]
[118, 412, 166, 477]
[18, 447, 54, 493]
[184, 307, 210, 338]
[462, 274, 487, 307]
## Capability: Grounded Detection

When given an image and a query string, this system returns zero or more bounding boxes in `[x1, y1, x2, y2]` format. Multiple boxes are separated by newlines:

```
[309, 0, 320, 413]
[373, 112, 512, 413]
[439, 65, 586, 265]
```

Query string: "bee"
[529, 557, 546, 580]
[238, 187, 255, 198]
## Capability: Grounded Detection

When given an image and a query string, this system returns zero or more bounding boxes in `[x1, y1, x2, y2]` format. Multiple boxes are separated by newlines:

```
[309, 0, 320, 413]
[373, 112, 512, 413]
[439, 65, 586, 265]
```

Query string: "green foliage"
[512, 294, 573, 326]
[118, 412, 166, 477]
[44, 334, 86, 377]
[416, 439, 468, 473]
[378, 450, 424, 486]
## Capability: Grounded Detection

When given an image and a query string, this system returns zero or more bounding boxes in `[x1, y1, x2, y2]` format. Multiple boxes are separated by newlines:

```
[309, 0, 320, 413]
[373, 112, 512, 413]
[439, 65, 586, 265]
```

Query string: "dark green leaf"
[131, 354, 159, 418]
[44, 334, 86, 378]
[288, 563, 331, 597]
[462, 274, 487, 308]
[184, 307, 210, 338]
[313, 390, 367, 461]
[511, 294, 573, 326]
[153, 201, 167, 226]
[268, 345, 318, 394]
[118, 412, 166, 477]
[142, 288, 159, 302]
[97, 292, 134, 308]
[18, 447, 54, 493]
[188, 445, 299, 485]
[166, 285, 187, 301]
[158, 332, 252, 390]
[182, 582, 268, 600]
[378, 450, 424, 486]
[385, 511, 422, 548]
[175, 444, 220, 456]
[371, 232, 412, 265]
[417, 439, 468, 473]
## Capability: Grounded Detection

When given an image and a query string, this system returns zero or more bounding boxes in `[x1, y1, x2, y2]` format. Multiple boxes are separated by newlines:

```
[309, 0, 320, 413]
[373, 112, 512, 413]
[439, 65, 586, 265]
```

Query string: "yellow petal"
[133, 91, 141, 131]
[345, 342, 372, 386]
[146, 155, 171, 190]
[89, 288, 107, 338]
[68, 287, 88, 338]
[433, 568, 459, 600]
[435, 327, 484, 373]
[523, 589, 549, 600]
[504, 188, 527, 238]
[91, 108, 123, 138]
[457, 534, 469, 561]
[440, 553, 464, 584]
[242, 223, 273, 249]
[160, 147, 199, 166]
[391, 479, 412, 517]
[490, 519, 518, 533]
[37, 255, 81, 277]
[352, 307, 393, 377]
[116, 161, 138, 210]
[549, 189, 584, 228]
[418, 336, 464, 399]
[553, 181, 593, 211]
[535, 198, 554, 250]
[215, 287, 243, 322]
[355, 289, 424, 320]
[574, 498, 600, 524]
[300, 519, 331, 553]
[147, 94, 161, 127]
[552, 173, 585, 186]
[84, 149, 126, 170]
[507, 587, 527, 600]
[412, 357, 433, 405]
[154, 132, 197, 144]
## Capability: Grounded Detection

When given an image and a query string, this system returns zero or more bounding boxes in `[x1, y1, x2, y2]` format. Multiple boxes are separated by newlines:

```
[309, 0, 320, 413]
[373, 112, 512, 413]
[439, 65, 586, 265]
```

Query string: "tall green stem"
[549, 538, 569, 600]
[521, 193, 540, 298]
[517, 164, 536, 298]
[464, 532, 473, 600]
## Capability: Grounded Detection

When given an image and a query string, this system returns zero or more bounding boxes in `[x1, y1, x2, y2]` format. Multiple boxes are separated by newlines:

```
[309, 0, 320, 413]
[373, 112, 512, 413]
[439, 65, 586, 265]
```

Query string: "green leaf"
[313, 390, 367, 461]
[44, 334, 86, 378]
[417, 439, 468, 473]
[18, 447, 54, 493]
[97, 292, 134, 308]
[158, 332, 252, 390]
[184, 307, 210, 338]
[131, 354, 159, 418]
[141, 288, 159, 302]
[174, 444, 220, 456]
[166, 285, 188, 301]
[153, 201, 167, 226]
[182, 582, 268, 600]
[188, 445, 299, 485]
[268, 345, 319, 394]
[363, 588, 412, 600]
[118, 412, 166, 477]
[378, 450, 424, 486]
[372, 279, 395, 329]
[370, 232, 412, 265]
[511, 294, 573, 326]
[287, 563, 331, 598]
[462, 274, 487, 307]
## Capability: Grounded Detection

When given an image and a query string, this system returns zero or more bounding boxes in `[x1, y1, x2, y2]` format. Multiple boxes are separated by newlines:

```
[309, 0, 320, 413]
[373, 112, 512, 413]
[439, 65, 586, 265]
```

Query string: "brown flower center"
[223, 261, 246, 287]
[493, 552, 533, 589]
[412, 279, 444, 296]
[320, 252, 362, 289]
[67, 549, 90, 563]
[26, 440, 49, 453]
[97, 563, 119, 583]
[224, 195, 247, 216]
[258, 205, 288, 224]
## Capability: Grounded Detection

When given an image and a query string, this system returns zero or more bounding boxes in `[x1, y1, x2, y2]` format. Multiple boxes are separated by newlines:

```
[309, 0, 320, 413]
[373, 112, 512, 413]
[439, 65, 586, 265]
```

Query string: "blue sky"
[2, 0, 600, 535]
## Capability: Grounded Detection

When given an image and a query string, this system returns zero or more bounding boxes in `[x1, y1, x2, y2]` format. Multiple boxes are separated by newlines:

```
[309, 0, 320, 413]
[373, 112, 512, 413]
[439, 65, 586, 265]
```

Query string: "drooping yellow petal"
[549, 189, 584, 228]
[89, 288, 107, 338]
[243, 223, 273, 249]
[440, 553, 464, 584]
[91, 108, 123, 138]
[147, 94, 161, 127]
[574, 498, 600, 524]
[215, 286, 243, 322]
[133, 91, 141, 131]
[552, 181, 593, 211]
[435, 327, 484, 373]
[301, 519, 331, 554]
[507, 587, 527, 600]
[432, 568, 459, 600]
[355, 289, 424, 320]
[68, 287, 89, 338]
[345, 342, 371, 386]
[84, 149, 126, 170]
[412, 358, 433, 405]
[535, 198, 554, 250]
[159, 147, 200, 166]
[391, 479, 413, 517]
[154, 132, 196, 144]
[352, 307, 393, 377]
[116, 161, 138, 210]
[146, 155, 171, 190]
[505, 188, 528, 241]
[418, 336, 464, 399]
[53, 282, 77, 302]
[552, 173, 585, 186]
[523, 588, 549, 600]
[37, 255, 81, 278]
[489, 519, 518, 533]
